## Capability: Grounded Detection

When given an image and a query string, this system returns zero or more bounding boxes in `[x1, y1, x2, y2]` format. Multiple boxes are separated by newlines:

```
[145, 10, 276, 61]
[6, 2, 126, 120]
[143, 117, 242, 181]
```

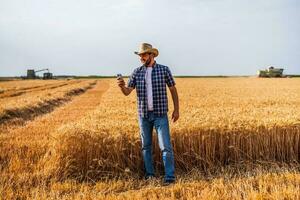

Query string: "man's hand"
[172, 109, 179, 123]
[117, 77, 125, 88]
[117, 77, 134, 96]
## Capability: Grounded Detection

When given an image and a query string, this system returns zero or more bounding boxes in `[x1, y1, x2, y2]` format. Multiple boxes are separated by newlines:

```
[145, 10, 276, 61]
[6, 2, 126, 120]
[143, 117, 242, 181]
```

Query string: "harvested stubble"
[0, 79, 68, 92]
[42, 78, 300, 181]
[0, 80, 96, 127]
[0, 80, 79, 99]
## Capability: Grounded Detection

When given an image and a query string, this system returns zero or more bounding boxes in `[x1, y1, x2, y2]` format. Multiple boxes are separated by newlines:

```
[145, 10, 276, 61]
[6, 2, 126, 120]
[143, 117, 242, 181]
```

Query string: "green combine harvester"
[257, 66, 285, 78]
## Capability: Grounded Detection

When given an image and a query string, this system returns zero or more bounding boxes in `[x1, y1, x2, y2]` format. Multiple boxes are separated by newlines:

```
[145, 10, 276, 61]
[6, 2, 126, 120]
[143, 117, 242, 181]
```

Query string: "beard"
[145, 58, 151, 66]
[141, 57, 151, 66]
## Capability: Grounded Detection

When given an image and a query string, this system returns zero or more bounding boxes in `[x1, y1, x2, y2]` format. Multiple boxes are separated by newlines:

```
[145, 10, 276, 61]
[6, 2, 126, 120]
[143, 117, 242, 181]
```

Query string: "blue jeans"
[138, 111, 175, 181]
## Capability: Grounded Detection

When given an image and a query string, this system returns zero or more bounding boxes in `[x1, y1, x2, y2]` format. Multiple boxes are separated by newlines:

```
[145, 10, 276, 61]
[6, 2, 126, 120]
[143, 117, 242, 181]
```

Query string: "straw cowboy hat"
[134, 43, 159, 57]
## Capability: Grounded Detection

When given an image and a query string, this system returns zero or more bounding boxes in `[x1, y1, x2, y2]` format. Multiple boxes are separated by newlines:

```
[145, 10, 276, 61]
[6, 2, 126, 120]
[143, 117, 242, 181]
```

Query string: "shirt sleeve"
[127, 69, 137, 89]
[165, 66, 176, 87]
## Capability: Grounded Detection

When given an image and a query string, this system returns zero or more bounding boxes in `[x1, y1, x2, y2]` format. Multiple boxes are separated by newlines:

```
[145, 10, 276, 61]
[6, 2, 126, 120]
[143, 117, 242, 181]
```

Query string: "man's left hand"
[172, 110, 179, 123]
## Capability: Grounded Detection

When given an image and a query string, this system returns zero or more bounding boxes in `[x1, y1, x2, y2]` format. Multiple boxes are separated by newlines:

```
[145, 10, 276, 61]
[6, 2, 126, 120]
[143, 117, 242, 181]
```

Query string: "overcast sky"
[0, 0, 299, 76]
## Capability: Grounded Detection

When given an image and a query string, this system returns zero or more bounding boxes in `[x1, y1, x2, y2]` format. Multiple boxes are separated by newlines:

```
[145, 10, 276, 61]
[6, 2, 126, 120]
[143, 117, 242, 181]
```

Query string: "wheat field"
[0, 78, 300, 199]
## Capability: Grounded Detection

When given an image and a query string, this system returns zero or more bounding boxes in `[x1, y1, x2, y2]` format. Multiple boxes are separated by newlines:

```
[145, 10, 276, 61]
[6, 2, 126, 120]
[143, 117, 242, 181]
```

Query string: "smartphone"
[117, 74, 122, 79]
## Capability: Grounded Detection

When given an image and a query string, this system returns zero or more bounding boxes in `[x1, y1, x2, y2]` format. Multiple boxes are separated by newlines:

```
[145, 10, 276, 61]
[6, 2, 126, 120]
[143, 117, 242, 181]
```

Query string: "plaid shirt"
[127, 62, 176, 118]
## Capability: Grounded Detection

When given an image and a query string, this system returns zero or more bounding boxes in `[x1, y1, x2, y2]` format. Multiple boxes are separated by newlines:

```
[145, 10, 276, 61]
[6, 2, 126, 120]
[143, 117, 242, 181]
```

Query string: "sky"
[0, 0, 299, 76]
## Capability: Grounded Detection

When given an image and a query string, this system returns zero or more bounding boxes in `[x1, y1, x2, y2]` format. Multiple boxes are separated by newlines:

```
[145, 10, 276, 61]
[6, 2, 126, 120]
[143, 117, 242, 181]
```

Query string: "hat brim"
[134, 48, 159, 57]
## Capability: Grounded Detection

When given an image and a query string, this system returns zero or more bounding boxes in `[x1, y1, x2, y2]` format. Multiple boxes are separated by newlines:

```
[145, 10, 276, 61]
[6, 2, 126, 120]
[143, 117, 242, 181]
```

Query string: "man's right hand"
[117, 77, 134, 96]
[117, 77, 125, 88]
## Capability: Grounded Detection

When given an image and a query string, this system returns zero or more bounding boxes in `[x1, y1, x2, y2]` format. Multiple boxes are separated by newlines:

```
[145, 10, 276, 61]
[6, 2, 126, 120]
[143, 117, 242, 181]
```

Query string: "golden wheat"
[40, 78, 300, 181]
[1, 78, 300, 199]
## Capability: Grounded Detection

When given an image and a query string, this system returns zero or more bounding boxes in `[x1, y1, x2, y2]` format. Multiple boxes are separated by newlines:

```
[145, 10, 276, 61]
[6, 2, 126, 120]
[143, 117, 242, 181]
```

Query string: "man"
[117, 43, 179, 185]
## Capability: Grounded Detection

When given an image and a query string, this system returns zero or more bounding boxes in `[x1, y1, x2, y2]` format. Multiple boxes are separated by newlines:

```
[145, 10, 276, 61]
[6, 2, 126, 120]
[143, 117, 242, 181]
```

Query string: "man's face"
[139, 53, 152, 66]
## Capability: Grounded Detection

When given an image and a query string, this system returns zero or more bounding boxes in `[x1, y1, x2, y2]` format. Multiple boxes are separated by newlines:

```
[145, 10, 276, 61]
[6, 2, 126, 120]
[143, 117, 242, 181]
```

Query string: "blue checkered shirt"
[127, 62, 176, 118]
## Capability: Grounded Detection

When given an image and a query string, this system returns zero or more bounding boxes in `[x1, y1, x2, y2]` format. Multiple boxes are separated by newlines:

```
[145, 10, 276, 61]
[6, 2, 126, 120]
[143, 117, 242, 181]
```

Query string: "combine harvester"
[25, 68, 53, 79]
[257, 66, 286, 78]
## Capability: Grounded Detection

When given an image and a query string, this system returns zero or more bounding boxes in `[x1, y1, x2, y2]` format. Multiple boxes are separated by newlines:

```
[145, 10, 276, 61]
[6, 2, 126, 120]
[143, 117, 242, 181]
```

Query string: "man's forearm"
[170, 88, 179, 111]
[121, 86, 131, 96]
